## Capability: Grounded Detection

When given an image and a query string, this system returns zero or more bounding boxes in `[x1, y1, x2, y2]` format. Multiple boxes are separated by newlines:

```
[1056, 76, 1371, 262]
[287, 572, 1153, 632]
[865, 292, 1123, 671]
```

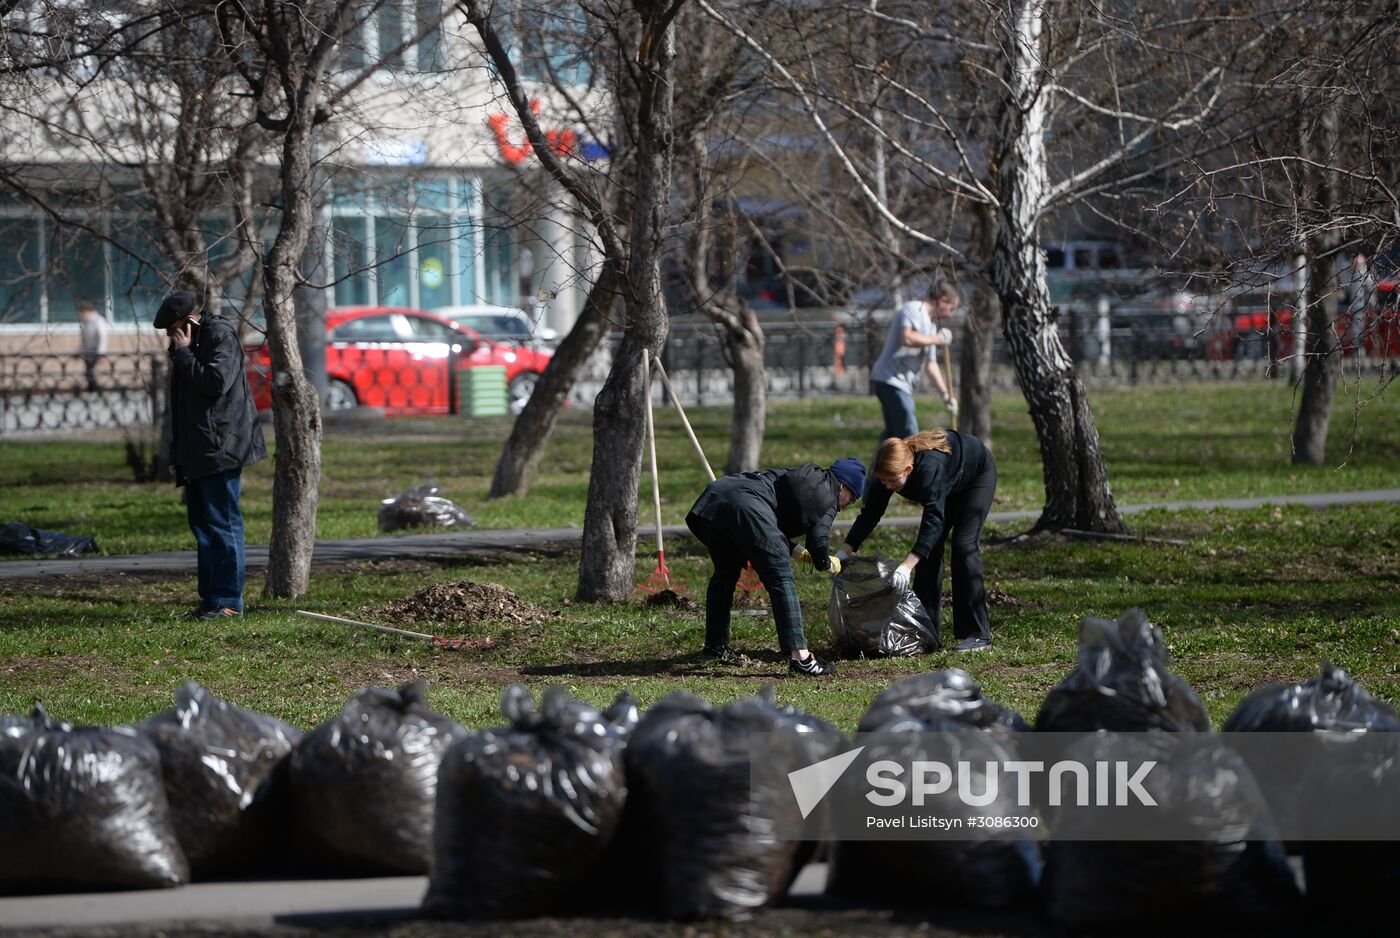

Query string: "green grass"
[1, 381, 1397, 734]
[0, 382, 1396, 555]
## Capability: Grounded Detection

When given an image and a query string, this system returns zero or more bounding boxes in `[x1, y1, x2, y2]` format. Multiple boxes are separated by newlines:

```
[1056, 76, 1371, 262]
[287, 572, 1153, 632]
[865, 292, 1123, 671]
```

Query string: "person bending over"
[839, 430, 996, 652]
[686, 458, 866, 676]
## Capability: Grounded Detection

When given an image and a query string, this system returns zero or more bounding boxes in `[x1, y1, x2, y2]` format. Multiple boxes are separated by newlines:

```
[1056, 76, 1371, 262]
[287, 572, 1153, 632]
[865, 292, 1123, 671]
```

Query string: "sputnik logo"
[787, 746, 865, 819]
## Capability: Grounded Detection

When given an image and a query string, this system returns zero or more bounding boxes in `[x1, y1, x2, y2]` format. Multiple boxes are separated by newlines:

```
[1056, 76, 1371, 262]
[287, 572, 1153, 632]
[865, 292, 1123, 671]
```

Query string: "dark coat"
[687, 463, 842, 569]
[846, 430, 988, 558]
[168, 316, 267, 485]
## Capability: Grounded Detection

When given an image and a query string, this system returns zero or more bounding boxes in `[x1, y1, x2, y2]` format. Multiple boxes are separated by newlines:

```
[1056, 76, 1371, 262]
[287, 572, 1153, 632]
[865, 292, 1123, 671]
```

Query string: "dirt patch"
[643, 589, 695, 610]
[364, 580, 553, 627]
[3, 653, 140, 687]
[939, 587, 1038, 608]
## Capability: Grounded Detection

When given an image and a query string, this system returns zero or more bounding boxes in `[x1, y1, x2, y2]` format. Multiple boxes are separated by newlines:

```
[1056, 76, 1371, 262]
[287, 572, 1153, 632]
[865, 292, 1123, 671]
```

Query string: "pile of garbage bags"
[2, 608, 1396, 929]
[377, 481, 476, 533]
[828, 554, 939, 656]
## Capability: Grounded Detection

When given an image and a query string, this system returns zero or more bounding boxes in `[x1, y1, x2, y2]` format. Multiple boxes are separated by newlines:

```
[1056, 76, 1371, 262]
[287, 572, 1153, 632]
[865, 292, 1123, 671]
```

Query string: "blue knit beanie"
[828, 457, 867, 502]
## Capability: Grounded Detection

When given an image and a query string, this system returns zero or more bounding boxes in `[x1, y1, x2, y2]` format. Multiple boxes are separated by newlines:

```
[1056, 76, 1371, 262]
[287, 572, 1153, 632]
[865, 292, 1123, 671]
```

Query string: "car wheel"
[325, 379, 358, 411]
[508, 373, 539, 416]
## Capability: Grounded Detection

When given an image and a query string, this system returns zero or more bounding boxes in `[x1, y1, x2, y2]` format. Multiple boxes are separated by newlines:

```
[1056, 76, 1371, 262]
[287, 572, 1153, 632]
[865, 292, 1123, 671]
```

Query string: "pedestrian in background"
[686, 458, 867, 676]
[154, 291, 266, 620]
[837, 429, 996, 652]
[869, 279, 959, 442]
[77, 300, 109, 392]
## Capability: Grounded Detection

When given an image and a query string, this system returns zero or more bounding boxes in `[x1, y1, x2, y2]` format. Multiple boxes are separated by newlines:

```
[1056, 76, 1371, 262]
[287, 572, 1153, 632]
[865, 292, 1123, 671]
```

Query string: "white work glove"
[936, 326, 953, 344]
[944, 394, 959, 417]
[889, 563, 913, 593]
[826, 554, 843, 576]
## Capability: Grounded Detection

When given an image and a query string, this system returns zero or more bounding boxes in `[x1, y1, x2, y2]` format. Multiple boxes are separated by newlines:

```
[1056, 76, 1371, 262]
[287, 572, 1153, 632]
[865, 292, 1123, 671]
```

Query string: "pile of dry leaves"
[364, 581, 552, 626]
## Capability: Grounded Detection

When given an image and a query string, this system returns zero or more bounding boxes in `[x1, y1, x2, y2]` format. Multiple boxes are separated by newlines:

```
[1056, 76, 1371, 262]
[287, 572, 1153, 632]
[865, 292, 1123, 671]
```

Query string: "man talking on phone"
[153, 291, 266, 619]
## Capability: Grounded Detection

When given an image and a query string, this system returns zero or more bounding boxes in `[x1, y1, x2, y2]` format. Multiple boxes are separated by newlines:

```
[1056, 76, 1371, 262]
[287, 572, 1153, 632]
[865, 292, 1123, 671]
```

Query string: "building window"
[0, 217, 42, 324]
[329, 175, 483, 310]
[341, 0, 446, 73]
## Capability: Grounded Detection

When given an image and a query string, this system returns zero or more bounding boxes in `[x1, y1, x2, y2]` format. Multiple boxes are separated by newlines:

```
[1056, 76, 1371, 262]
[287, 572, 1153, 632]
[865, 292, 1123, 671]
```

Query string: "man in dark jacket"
[685, 457, 866, 676]
[154, 291, 267, 619]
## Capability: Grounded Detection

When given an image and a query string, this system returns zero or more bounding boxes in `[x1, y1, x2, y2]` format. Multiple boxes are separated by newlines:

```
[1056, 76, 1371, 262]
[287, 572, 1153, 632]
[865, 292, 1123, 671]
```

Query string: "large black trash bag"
[0, 521, 97, 557]
[829, 672, 1041, 910]
[136, 682, 303, 878]
[423, 685, 638, 919]
[0, 705, 189, 893]
[287, 681, 465, 874]
[1041, 732, 1302, 930]
[377, 482, 476, 533]
[829, 554, 939, 656]
[1223, 660, 1400, 732]
[621, 687, 838, 920]
[1035, 608, 1210, 732]
[1301, 739, 1400, 922]
[1222, 662, 1398, 850]
[856, 669, 1029, 735]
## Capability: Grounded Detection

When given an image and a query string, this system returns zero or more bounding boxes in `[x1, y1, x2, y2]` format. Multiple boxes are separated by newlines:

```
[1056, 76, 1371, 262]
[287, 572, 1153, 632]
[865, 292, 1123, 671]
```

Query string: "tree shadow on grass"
[520, 649, 791, 680]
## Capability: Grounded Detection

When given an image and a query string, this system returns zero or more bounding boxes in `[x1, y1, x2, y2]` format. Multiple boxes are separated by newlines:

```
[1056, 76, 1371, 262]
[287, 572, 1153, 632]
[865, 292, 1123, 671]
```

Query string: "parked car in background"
[433, 303, 558, 346]
[244, 306, 552, 416]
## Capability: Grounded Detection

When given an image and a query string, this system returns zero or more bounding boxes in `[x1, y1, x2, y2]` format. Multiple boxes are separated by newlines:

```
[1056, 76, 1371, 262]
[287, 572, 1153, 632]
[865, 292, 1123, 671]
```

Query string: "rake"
[296, 610, 497, 652]
[942, 340, 958, 431]
[636, 352, 681, 594]
[650, 354, 763, 593]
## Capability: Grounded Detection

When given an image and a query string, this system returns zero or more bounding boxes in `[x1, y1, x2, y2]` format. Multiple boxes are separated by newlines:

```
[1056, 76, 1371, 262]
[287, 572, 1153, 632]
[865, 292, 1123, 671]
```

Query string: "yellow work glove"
[790, 545, 812, 569]
[827, 554, 843, 576]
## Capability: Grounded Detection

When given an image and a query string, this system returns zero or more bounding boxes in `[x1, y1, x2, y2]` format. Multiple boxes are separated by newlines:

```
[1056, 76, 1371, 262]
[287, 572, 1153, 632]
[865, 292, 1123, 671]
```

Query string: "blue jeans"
[186, 468, 246, 612]
[873, 381, 919, 442]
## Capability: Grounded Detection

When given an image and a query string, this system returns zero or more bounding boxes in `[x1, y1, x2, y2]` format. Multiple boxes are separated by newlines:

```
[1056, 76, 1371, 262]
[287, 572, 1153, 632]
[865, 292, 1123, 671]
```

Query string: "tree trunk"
[960, 202, 1000, 443]
[682, 132, 765, 474]
[577, 3, 676, 602]
[1292, 102, 1341, 465]
[490, 257, 621, 497]
[262, 115, 323, 599]
[720, 298, 765, 473]
[993, 0, 1123, 533]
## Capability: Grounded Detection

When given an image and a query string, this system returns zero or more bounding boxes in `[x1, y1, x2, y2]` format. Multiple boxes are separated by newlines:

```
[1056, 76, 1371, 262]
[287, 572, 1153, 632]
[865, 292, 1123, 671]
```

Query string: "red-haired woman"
[838, 430, 996, 651]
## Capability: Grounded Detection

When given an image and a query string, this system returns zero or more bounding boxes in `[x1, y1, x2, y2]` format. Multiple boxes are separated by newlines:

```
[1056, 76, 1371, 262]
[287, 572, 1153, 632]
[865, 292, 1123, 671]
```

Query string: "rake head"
[737, 561, 764, 591]
[637, 551, 684, 594]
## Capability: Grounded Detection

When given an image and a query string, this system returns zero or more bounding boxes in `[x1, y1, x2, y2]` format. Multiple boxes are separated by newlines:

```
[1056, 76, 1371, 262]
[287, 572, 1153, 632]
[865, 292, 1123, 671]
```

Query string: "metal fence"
[0, 352, 166, 434]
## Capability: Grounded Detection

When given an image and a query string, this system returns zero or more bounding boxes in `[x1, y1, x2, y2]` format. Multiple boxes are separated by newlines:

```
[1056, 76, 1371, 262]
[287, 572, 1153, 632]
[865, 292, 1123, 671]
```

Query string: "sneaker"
[789, 653, 837, 677]
[954, 637, 992, 652]
[197, 607, 241, 620]
[183, 605, 212, 620]
[699, 644, 736, 661]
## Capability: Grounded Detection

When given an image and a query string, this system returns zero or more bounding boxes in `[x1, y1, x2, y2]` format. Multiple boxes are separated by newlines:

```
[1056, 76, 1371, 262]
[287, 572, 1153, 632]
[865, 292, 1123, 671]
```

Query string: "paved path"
[2, 488, 1398, 581]
[0, 865, 830, 931]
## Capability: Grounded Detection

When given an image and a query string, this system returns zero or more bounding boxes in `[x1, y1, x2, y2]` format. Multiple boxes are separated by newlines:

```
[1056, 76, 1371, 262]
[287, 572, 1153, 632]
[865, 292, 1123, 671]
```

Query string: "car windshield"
[331, 315, 398, 342]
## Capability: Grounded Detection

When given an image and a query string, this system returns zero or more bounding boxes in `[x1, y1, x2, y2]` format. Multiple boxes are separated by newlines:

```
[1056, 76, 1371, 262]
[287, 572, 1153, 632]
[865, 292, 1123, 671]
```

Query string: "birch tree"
[703, 0, 1280, 531]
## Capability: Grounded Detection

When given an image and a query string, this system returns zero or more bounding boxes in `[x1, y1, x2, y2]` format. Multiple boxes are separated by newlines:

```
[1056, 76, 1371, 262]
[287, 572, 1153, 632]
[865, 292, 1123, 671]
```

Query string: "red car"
[244, 306, 552, 416]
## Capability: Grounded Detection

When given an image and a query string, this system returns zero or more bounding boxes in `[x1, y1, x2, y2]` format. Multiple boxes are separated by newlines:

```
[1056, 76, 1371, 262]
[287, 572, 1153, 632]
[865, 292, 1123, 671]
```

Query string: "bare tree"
[702, 0, 1282, 532]
[462, 0, 688, 601]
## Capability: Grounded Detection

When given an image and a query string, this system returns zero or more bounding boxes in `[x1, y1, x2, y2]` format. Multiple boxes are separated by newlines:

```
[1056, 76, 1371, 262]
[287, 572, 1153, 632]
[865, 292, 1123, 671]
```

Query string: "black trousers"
[685, 509, 808, 652]
[912, 452, 997, 643]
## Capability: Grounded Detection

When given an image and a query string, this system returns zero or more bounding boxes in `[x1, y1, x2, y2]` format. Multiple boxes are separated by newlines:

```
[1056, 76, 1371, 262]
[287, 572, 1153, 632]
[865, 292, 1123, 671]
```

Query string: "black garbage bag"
[1222, 662, 1398, 850]
[856, 669, 1029, 734]
[377, 482, 476, 533]
[829, 673, 1041, 910]
[0, 705, 189, 893]
[1223, 660, 1400, 733]
[287, 681, 465, 875]
[1035, 608, 1210, 732]
[621, 688, 839, 920]
[1301, 738, 1400, 922]
[423, 686, 638, 919]
[829, 554, 939, 656]
[0, 521, 97, 557]
[1041, 732, 1302, 929]
[136, 682, 303, 878]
